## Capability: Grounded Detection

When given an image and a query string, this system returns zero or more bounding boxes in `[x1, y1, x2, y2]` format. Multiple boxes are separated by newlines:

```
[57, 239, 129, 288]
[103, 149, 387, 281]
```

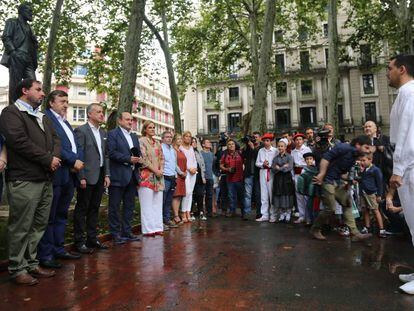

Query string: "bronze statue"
[1, 3, 38, 103]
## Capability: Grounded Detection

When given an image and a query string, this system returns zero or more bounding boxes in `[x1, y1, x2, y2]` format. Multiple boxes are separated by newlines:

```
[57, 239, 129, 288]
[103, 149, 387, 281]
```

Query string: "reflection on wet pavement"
[0, 218, 414, 310]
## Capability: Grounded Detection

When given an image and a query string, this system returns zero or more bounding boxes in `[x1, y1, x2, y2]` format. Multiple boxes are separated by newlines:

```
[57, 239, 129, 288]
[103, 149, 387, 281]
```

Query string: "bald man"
[363, 121, 391, 186]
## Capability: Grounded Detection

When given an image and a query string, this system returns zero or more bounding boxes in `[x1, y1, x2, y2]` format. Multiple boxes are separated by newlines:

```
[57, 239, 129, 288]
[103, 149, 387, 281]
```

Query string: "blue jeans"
[163, 177, 176, 223]
[227, 181, 244, 213]
[244, 175, 261, 216]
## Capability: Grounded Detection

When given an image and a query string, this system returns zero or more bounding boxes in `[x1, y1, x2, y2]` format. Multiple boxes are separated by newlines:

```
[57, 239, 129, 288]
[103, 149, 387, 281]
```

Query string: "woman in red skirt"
[172, 134, 187, 224]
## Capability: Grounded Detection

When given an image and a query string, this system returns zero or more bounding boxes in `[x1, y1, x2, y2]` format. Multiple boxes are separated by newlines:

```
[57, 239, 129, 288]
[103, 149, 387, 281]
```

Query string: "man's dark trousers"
[205, 178, 214, 215]
[108, 178, 137, 237]
[38, 177, 75, 261]
[74, 169, 104, 245]
[163, 176, 176, 223]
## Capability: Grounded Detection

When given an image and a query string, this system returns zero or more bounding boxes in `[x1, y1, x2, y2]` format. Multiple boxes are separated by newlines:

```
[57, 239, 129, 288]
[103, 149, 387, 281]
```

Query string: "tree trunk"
[250, 0, 276, 133]
[117, 0, 146, 119]
[42, 0, 64, 101]
[326, 0, 339, 134]
[144, 10, 182, 134]
[397, 0, 413, 54]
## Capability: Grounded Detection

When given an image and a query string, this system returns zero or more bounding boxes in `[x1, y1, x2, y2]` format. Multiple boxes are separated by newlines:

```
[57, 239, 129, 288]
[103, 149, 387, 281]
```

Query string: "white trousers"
[294, 174, 307, 218]
[181, 173, 197, 212]
[138, 187, 163, 234]
[259, 169, 275, 219]
[398, 168, 414, 245]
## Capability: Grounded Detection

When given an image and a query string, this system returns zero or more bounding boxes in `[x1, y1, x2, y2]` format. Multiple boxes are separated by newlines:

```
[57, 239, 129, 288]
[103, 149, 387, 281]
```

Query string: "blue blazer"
[107, 127, 141, 187]
[45, 109, 83, 186]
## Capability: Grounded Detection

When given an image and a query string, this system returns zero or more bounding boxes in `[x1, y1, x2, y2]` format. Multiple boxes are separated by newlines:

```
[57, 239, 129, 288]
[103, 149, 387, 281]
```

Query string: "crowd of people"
[1, 55, 414, 294]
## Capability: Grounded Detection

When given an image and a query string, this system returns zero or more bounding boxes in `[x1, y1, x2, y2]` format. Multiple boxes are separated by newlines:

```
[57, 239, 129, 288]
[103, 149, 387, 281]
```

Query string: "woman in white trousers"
[180, 131, 198, 222]
[138, 121, 165, 236]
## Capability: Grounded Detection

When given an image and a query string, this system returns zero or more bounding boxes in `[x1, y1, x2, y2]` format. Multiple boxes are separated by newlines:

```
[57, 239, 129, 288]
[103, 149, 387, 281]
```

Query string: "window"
[73, 65, 88, 76]
[364, 102, 377, 122]
[362, 74, 375, 95]
[301, 80, 313, 96]
[276, 82, 288, 98]
[323, 23, 328, 38]
[274, 30, 283, 43]
[151, 108, 155, 119]
[73, 106, 86, 122]
[300, 107, 317, 127]
[298, 26, 308, 42]
[229, 63, 238, 78]
[338, 104, 344, 126]
[275, 109, 291, 128]
[300, 51, 310, 71]
[275, 54, 285, 73]
[325, 48, 329, 66]
[208, 114, 219, 134]
[77, 86, 87, 96]
[228, 113, 241, 132]
[207, 89, 218, 102]
[229, 87, 239, 101]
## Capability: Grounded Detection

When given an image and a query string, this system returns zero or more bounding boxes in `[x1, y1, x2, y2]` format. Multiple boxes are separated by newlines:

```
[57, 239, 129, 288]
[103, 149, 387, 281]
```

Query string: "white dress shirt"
[88, 121, 104, 167]
[390, 80, 414, 177]
[255, 146, 278, 168]
[120, 126, 134, 149]
[291, 144, 312, 168]
[51, 109, 77, 154]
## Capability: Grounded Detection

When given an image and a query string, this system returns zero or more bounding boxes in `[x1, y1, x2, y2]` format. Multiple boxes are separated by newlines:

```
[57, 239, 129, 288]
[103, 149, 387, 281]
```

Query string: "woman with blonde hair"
[138, 121, 165, 236]
[172, 133, 187, 225]
[180, 131, 198, 222]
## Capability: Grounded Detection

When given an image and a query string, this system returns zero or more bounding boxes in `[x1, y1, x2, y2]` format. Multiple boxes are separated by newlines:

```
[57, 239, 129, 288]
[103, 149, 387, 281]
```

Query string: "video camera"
[241, 134, 256, 144]
[315, 129, 330, 146]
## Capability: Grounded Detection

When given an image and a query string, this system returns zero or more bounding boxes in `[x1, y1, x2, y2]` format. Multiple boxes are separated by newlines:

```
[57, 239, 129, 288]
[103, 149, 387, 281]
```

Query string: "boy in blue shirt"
[359, 153, 386, 238]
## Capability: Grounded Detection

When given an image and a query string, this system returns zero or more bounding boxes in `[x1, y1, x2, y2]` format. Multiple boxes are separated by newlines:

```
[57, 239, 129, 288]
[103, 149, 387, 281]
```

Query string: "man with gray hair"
[73, 103, 110, 254]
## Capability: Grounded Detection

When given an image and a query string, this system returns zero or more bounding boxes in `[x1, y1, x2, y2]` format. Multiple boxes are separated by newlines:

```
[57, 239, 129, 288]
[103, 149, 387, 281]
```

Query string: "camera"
[241, 134, 256, 144]
[315, 129, 330, 145]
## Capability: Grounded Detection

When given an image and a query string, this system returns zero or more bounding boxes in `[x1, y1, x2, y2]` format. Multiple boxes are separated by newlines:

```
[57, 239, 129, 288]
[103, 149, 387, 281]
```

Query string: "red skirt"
[174, 176, 186, 197]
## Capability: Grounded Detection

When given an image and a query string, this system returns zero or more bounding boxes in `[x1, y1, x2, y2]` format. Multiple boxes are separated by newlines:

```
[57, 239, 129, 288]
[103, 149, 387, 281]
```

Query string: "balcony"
[204, 100, 221, 111]
[299, 91, 316, 102]
[227, 97, 242, 108]
[357, 57, 378, 69]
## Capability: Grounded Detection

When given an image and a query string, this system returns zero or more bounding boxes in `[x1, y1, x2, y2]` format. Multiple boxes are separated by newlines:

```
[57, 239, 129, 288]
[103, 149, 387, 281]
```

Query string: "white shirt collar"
[120, 126, 131, 135]
[50, 109, 66, 122]
[88, 121, 100, 131]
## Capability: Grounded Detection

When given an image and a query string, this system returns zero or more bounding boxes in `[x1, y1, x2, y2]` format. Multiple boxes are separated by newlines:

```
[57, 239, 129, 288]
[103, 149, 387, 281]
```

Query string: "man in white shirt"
[255, 133, 278, 222]
[386, 55, 414, 294]
[37, 90, 85, 269]
[291, 133, 312, 224]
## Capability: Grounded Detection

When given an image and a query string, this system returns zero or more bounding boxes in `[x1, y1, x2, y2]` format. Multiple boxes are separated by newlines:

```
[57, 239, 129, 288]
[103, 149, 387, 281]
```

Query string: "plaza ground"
[0, 218, 414, 310]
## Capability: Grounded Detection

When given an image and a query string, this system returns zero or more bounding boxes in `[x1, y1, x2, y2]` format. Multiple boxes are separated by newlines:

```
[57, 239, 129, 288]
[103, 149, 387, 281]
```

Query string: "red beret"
[261, 133, 274, 140]
[293, 133, 305, 141]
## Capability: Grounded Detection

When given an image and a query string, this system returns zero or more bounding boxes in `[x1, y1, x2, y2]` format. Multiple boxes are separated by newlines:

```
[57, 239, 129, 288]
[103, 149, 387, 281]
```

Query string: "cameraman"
[242, 132, 262, 220]
[310, 135, 374, 242]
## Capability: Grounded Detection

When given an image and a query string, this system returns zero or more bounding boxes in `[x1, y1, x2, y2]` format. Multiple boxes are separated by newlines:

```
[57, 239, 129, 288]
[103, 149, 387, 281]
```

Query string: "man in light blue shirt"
[161, 131, 179, 229]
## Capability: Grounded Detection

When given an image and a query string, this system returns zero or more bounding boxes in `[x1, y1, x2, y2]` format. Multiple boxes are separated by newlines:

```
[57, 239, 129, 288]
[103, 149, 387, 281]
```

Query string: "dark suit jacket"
[108, 127, 141, 187]
[1, 18, 38, 68]
[45, 109, 84, 186]
[75, 122, 110, 185]
[0, 104, 60, 182]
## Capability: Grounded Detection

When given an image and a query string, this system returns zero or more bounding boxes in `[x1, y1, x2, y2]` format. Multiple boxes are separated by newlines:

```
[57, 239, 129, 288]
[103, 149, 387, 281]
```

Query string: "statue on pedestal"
[1, 3, 38, 104]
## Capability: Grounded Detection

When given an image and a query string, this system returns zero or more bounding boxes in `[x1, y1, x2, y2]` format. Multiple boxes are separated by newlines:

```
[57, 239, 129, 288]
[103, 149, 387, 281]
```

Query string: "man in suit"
[107, 112, 142, 244]
[1, 3, 38, 103]
[74, 103, 110, 253]
[37, 90, 84, 269]
[0, 78, 60, 285]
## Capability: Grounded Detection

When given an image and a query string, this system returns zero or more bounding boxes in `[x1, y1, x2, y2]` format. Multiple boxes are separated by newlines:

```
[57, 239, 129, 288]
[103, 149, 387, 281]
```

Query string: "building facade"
[182, 4, 396, 142]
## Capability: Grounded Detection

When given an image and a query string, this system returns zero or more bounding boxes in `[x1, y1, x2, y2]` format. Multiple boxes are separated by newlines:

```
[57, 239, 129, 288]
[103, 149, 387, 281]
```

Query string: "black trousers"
[73, 170, 104, 245]
[193, 183, 206, 216]
[9, 53, 36, 103]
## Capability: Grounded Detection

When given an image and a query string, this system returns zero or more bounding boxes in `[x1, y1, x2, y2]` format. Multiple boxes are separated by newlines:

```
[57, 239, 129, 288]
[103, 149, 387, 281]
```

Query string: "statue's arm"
[1, 19, 16, 54]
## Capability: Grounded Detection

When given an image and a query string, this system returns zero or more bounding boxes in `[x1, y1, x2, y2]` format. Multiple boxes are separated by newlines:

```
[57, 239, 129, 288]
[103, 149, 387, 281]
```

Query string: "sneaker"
[278, 213, 286, 222]
[378, 229, 387, 238]
[285, 213, 291, 223]
[167, 221, 179, 228]
[269, 217, 277, 223]
[400, 279, 414, 294]
[294, 217, 304, 224]
[338, 226, 350, 237]
[351, 232, 372, 242]
[255, 216, 269, 222]
[399, 273, 414, 283]
[163, 224, 170, 231]
[200, 215, 207, 221]
[293, 212, 300, 218]
[189, 216, 196, 222]
[360, 227, 369, 234]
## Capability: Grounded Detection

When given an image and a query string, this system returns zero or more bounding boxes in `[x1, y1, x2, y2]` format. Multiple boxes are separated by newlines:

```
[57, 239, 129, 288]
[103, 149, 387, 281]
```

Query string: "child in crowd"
[359, 153, 386, 238]
[272, 138, 294, 223]
[297, 152, 318, 225]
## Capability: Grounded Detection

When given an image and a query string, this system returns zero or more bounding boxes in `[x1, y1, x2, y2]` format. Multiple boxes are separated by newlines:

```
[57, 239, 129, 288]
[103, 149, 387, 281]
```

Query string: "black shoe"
[40, 259, 62, 269]
[55, 251, 81, 260]
[113, 236, 127, 245]
[86, 241, 109, 250]
[122, 234, 140, 241]
[76, 243, 94, 254]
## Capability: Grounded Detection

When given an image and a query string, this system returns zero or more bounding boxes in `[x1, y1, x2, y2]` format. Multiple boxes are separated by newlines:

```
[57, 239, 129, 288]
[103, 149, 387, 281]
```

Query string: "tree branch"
[225, 2, 249, 44]
[143, 14, 167, 51]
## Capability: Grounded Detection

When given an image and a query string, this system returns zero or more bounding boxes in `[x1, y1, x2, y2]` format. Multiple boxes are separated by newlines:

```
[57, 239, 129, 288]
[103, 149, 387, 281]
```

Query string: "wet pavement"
[1, 218, 414, 310]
